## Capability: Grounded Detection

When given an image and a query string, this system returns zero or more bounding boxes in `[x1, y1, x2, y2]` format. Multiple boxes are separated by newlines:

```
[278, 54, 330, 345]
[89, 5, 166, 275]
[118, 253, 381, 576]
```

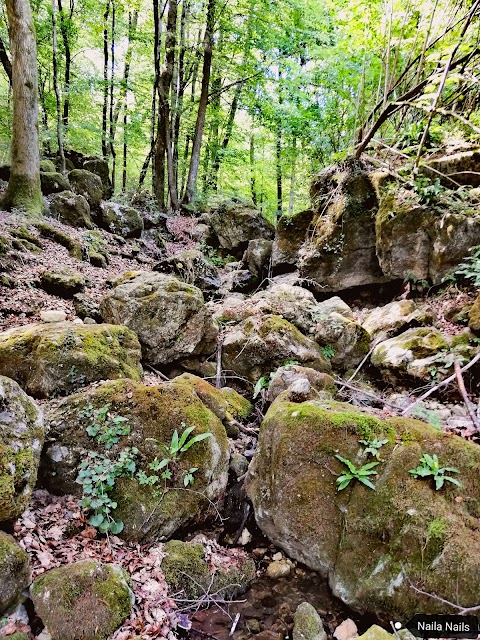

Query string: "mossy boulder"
[293, 602, 327, 640]
[68, 169, 103, 209]
[0, 531, 30, 614]
[363, 300, 436, 341]
[268, 365, 335, 402]
[246, 398, 480, 618]
[423, 149, 480, 187]
[41, 378, 229, 540]
[83, 156, 113, 198]
[0, 376, 44, 522]
[100, 272, 218, 367]
[243, 238, 273, 277]
[83, 230, 109, 267]
[357, 626, 395, 640]
[162, 538, 255, 600]
[468, 293, 480, 334]
[49, 190, 92, 228]
[222, 314, 331, 384]
[0, 322, 142, 398]
[35, 221, 83, 260]
[98, 202, 144, 238]
[272, 209, 314, 269]
[40, 159, 56, 173]
[371, 327, 449, 383]
[154, 249, 221, 294]
[39, 268, 86, 298]
[40, 171, 70, 195]
[31, 559, 133, 640]
[207, 201, 275, 256]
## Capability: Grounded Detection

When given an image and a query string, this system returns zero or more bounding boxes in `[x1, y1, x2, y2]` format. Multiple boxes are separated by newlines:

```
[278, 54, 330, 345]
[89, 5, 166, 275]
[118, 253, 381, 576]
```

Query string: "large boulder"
[68, 169, 103, 209]
[0, 531, 30, 614]
[298, 160, 386, 292]
[100, 272, 218, 367]
[362, 300, 436, 341]
[48, 191, 92, 228]
[98, 202, 143, 238]
[154, 249, 221, 294]
[272, 209, 314, 269]
[246, 398, 480, 618]
[31, 560, 133, 640]
[83, 156, 113, 198]
[39, 268, 86, 298]
[0, 376, 44, 522]
[242, 238, 273, 277]
[162, 537, 255, 600]
[222, 314, 331, 384]
[206, 201, 275, 255]
[41, 379, 229, 541]
[268, 365, 335, 402]
[40, 172, 70, 195]
[423, 148, 480, 187]
[0, 323, 142, 398]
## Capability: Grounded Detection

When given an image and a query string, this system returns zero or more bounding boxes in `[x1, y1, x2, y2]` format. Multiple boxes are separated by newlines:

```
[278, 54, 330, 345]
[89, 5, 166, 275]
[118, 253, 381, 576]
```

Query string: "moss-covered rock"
[100, 272, 218, 367]
[49, 190, 92, 228]
[40, 171, 70, 195]
[468, 293, 480, 334]
[356, 626, 394, 640]
[268, 365, 335, 402]
[39, 268, 86, 298]
[371, 327, 449, 383]
[40, 159, 56, 173]
[293, 602, 327, 640]
[83, 230, 109, 268]
[83, 156, 113, 198]
[363, 300, 437, 341]
[246, 399, 480, 619]
[206, 201, 274, 256]
[272, 209, 314, 269]
[99, 202, 144, 238]
[41, 379, 229, 540]
[0, 376, 44, 522]
[68, 169, 103, 209]
[243, 238, 273, 277]
[222, 314, 331, 384]
[154, 249, 221, 294]
[0, 531, 30, 614]
[31, 559, 133, 640]
[35, 221, 83, 260]
[0, 322, 142, 398]
[162, 538, 255, 600]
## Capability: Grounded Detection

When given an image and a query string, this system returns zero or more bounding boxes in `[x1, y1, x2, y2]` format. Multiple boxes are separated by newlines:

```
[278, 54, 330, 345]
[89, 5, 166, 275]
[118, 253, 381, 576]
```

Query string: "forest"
[0, 0, 480, 639]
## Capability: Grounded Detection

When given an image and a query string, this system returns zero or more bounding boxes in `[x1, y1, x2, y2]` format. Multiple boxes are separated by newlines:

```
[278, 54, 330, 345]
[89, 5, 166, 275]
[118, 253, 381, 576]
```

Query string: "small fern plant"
[335, 455, 379, 491]
[455, 245, 480, 288]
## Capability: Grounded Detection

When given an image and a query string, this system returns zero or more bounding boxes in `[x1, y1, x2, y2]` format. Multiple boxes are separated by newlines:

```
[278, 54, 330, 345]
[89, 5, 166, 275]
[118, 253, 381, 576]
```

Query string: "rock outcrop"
[0, 531, 30, 614]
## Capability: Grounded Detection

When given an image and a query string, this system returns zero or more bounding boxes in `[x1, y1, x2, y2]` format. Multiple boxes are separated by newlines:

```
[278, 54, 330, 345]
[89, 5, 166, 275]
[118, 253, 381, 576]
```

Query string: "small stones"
[266, 560, 291, 579]
[40, 310, 67, 323]
[333, 619, 358, 640]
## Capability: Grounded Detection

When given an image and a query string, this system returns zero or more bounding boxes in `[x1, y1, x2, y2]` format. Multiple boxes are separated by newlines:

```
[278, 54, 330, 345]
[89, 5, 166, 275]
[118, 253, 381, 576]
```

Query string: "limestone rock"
[207, 201, 275, 255]
[83, 156, 113, 199]
[154, 249, 221, 293]
[293, 602, 327, 640]
[100, 272, 218, 367]
[0, 531, 30, 614]
[41, 379, 229, 540]
[99, 202, 144, 238]
[0, 323, 142, 398]
[222, 314, 331, 384]
[68, 169, 104, 209]
[334, 619, 358, 640]
[40, 172, 70, 195]
[356, 627, 394, 640]
[162, 538, 255, 599]
[469, 294, 480, 334]
[0, 376, 44, 522]
[246, 398, 480, 618]
[39, 269, 86, 298]
[272, 209, 314, 269]
[48, 191, 92, 228]
[268, 365, 335, 402]
[423, 148, 480, 187]
[31, 560, 133, 640]
[363, 300, 436, 341]
[40, 160, 56, 173]
[243, 238, 273, 277]
[40, 310, 67, 323]
[266, 560, 291, 579]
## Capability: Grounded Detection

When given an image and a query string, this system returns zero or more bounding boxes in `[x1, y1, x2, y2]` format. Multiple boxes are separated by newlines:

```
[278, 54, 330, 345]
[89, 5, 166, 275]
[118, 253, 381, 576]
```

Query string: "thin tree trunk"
[57, 0, 73, 127]
[205, 75, 221, 192]
[38, 74, 51, 155]
[101, 0, 110, 158]
[182, 0, 215, 206]
[288, 138, 297, 215]
[0, 35, 12, 84]
[51, 0, 65, 173]
[276, 124, 282, 215]
[172, 0, 189, 192]
[2, 0, 43, 216]
[109, 0, 116, 191]
[250, 133, 257, 206]
[122, 105, 127, 191]
[112, 9, 139, 132]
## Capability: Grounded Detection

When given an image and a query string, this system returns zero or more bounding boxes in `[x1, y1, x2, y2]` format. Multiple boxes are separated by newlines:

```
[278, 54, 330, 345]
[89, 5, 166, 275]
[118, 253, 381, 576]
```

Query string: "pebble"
[266, 560, 291, 579]
[333, 618, 358, 640]
[238, 528, 252, 545]
[40, 309, 67, 323]
[72, 318, 84, 324]
[272, 552, 283, 561]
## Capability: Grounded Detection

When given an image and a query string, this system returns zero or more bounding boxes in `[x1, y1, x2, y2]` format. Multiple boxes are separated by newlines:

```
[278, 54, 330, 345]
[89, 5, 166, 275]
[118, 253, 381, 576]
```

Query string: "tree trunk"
[250, 133, 257, 206]
[122, 105, 127, 191]
[182, 0, 215, 206]
[51, 0, 65, 173]
[101, 0, 110, 158]
[2, 0, 43, 217]
[112, 9, 138, 134]
[172, 0, 189, 192]
[0, 35, 12, 84]
[276, 124, 282, 215]
[288, 138, 297, 215]
[109, 0, 116, 191]
[57, 0, 73, 127]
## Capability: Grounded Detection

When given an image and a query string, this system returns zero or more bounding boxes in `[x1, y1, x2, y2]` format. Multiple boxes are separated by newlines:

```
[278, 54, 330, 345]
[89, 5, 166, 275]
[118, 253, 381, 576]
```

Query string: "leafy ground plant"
[335, 455, 379, 491]
[359, 437, 389, 460]
[409, 453, 462, 490]
[80, 403, 130, 449]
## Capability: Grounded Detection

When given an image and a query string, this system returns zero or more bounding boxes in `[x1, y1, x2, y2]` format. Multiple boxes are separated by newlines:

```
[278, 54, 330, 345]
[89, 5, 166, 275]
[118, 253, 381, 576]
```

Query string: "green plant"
[335, 455, 379, 491]
[253, 373, 273, 399]
[413, 175, 443, 204]
[81, 404, 131, 450]
[410, 406, 442, 429]
[403, 270, 429, 292]
[76, 447, 138, 534]
[358, 437, 389, 460]
[321, 344, 335, 360]
[455, 245, 480, 289]
[409, 453, 462, 490]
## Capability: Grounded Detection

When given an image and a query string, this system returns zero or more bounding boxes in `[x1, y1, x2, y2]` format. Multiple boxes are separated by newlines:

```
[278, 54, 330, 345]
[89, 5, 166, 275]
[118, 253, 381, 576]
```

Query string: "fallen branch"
[334, 378, 399, 410]
[410, 584, 480, 614]
[216, 333, 224, 389]
[454, 360, 480, 434]
[401, 352, 480, 415]
[145, 364, 170, 381]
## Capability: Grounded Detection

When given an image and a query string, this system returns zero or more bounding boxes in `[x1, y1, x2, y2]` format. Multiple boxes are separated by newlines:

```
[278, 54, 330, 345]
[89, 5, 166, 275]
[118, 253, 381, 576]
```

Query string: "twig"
[334, 379, 399, 410]
[401, 352, 480, 415]
[216, 333, 224, 389]
[410, 584, 480, 614]
[344, 346, 375, 385]
[229, 613, 241, 636]
[454, 360, 480, 434]
[145, 364, 170, 381]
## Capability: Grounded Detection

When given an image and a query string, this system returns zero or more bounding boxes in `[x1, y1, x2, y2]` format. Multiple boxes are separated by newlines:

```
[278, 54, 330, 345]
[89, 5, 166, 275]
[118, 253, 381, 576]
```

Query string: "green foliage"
[320, 344, 335, 360]
[358, 437, 389, 460]
[455, 246, 480, 289]
[403, 271, 429, 292]
[410, 406, 442, 429]
[80, 403, 130, 450]
[413, 176, 443, 205]
[409, 453, 462, 490]
[335, 455, 379, 491]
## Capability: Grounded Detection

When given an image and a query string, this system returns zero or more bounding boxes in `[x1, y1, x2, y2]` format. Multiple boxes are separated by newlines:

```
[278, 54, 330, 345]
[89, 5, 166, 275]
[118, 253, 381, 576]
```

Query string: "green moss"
[0, 234, 12, 257]
[469, 294, 480, 333]
[35, 221, 83, 259]
[162, 540, 210, 598]
[221, 387, 253, 420]
[1, 174, 45, 218]
[40, 159, 56, 172]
